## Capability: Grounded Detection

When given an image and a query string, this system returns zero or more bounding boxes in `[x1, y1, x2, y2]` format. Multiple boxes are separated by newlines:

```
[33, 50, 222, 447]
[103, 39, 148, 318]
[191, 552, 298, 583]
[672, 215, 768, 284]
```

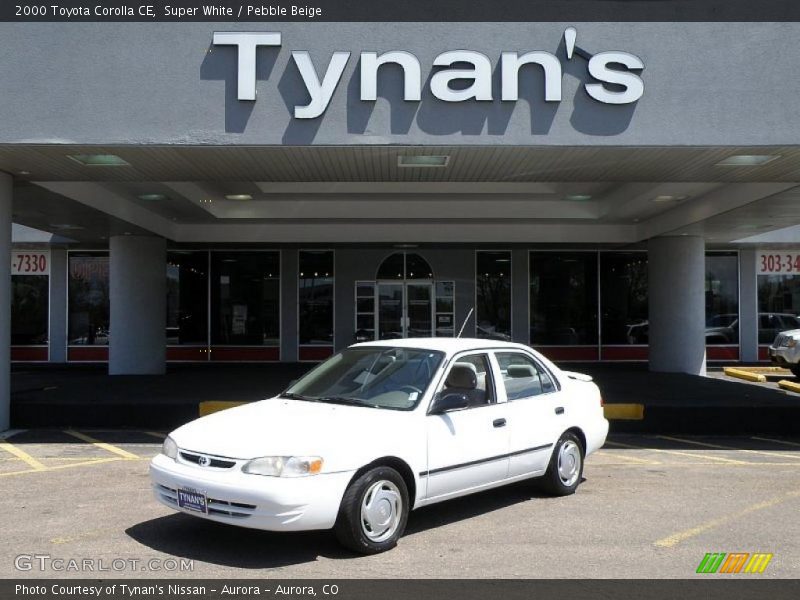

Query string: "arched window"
[376, 252, 434, 280]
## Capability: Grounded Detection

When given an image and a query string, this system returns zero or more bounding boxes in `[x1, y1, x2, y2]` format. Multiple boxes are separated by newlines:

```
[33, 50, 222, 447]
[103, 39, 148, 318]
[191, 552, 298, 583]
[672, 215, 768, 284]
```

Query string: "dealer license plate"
[177, 488, 207, 514]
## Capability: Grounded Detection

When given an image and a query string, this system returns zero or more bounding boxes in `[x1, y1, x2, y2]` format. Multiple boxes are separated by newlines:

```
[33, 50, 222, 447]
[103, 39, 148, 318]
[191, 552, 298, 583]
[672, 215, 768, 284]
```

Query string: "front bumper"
[149, 453, 355, 531]
[768, 345, 800, 366]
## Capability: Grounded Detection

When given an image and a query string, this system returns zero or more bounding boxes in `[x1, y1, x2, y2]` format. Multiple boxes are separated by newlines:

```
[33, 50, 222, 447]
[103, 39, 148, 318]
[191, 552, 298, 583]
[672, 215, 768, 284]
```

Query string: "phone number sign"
[757, 250, 800, 275]
[11, 250, 49, 275]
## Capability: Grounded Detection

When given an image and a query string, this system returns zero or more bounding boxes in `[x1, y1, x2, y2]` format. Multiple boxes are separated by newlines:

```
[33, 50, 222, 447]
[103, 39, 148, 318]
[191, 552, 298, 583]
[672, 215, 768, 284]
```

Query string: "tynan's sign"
[213, 27, 645, 119]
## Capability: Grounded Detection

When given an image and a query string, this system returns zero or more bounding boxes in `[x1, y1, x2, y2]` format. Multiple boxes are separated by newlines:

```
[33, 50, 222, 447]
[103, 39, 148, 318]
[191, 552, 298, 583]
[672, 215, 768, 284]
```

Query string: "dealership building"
[2, 16, 800, 429]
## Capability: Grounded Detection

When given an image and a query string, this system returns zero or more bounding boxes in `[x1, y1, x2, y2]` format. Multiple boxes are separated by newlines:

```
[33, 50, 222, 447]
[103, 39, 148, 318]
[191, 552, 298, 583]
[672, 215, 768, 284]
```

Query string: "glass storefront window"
[211, 251, 280, 346]
[705, 253, 740, 345]
[166, 251, 208, 345]
[758, 275, 800, 344]
[376, 252, 434, 280]
[530, 252, 598, 345]
[11, 275, 48, 345]
[600, 253, 648, 345]
[299, 250, 334, 345]
[435, 281, 455, 337]
[68, 252, 110, 345]
[476, 251, 512, 341]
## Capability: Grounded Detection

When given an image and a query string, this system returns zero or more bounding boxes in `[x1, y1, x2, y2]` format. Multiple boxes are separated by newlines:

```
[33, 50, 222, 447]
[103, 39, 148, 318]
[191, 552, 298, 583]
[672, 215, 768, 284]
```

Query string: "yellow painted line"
[655, 489, 800, 548]
[199, 400, 247, 417]
[603, 404, 644, 420]
[142, 431, 166, 439]
[605, 439, 751, 464]
[778, 379, 800, 394]
[51, 528, 115, 545]
[723, 367, 766, 382]
[752, 436, 800, 448]
[63, 430, 139, 460]
[0, 441, 47, 470]
[656, 435, 800, 461]
[597, 450, 660, 465]
[0, 457, 128, 478]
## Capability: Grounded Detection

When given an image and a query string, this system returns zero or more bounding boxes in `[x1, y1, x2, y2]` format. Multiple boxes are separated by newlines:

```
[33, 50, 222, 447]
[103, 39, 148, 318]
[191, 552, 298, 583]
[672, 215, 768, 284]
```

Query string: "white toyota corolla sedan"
[150, 338, 608, 554]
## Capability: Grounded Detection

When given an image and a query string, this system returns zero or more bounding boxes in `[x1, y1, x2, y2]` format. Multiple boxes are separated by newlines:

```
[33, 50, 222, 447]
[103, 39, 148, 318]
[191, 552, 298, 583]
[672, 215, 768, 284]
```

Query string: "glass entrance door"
[377, 283, 404, 339]
[406, 283, 433, 338]
[376, 282, 434, 339]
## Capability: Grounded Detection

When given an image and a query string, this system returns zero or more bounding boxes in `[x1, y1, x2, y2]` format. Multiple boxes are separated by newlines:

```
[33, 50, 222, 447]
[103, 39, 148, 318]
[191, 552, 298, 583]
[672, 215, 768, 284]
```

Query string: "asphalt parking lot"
[1, 429, 798, 579]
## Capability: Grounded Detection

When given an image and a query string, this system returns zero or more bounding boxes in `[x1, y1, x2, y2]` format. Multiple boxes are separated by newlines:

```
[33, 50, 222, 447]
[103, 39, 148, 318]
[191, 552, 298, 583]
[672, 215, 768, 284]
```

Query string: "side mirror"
[429, 392, 469, 415]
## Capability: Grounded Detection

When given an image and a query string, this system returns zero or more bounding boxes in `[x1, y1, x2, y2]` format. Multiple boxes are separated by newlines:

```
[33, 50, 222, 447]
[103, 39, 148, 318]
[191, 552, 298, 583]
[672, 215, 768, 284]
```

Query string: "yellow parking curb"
[604, 404, 644, 421]
[777, 379, 800, 394]
[726, 366, 789, 373]
[724, 367, 767, 383]
[199, 401, 248, 417]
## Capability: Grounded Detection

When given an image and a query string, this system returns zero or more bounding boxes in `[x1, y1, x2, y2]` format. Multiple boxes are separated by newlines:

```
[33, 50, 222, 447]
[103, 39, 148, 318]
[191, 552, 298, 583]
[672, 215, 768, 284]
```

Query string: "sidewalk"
[9, 362, 800, 433]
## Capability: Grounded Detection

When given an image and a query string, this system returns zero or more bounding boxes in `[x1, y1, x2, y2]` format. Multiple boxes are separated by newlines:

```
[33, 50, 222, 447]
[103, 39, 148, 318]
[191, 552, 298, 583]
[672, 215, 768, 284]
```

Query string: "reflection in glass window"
[601, 253, 648, 345]
[705, 253, 740, 345]
[476, 251, 511, 341]
[435, 281, 455, 337]
[11, 275, 48, 345]
[299, 251, 334, 345]
[758, 275, 800, 344]
[355, 282, 375, 342]
[166, 251, 208, 345]
[530, 252, 598, 345]
[211, 252, 280, 346]
[68, 253, 110, 345]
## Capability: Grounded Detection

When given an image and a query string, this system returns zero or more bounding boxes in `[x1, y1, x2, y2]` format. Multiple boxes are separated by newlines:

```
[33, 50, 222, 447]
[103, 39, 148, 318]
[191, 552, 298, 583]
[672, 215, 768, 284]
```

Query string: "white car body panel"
[150, 338, 609, 532]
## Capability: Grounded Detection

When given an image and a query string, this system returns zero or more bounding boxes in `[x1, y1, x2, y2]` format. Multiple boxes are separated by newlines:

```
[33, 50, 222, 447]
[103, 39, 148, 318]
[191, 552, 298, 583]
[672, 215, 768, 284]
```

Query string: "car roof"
[352, 337, 532, 355]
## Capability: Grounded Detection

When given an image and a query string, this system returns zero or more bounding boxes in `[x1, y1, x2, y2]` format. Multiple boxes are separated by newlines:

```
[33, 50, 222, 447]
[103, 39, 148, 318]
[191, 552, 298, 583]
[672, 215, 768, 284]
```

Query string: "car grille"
[155, 484, 256, 519]
[179, 451, 236, 469]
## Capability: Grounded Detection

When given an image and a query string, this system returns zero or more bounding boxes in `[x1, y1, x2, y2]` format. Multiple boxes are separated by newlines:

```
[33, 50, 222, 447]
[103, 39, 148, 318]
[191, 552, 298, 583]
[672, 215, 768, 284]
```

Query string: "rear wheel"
[790, 365, 800, 379]
[334, 466, 409, 554]
[540, 432, 584, 496]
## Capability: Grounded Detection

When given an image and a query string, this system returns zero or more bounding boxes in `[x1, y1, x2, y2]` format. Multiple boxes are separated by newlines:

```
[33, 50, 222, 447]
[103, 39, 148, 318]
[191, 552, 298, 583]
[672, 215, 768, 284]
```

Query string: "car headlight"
[162, 436, 178, 460]
[241, 456, 323, 477]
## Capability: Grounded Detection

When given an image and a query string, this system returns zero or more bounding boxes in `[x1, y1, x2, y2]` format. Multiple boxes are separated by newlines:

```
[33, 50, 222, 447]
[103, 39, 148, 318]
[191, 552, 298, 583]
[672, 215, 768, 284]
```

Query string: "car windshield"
[282, 347, 445, 410]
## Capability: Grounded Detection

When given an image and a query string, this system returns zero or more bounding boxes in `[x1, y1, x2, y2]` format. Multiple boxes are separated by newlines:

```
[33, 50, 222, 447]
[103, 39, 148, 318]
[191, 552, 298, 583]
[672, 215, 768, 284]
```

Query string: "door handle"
[493, 418, 507, 428]
[555, 407, 565, 415]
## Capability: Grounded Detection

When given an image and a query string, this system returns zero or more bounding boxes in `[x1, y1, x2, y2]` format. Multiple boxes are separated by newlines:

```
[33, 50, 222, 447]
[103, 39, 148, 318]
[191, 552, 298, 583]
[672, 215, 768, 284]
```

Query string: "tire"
[539, 432, 584, 496]
[790, 365, 800, 379]
[334, 466, 409, 554]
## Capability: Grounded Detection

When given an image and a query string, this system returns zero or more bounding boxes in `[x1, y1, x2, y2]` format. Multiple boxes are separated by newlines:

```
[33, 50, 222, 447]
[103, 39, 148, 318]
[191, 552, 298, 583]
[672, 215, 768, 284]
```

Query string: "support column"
[738, 248, 759, 362]
[0, 173, 11, 430]
[109, 235, 166, 375]
[648, 236, 707, 375]
[48, 248, 68, 363]
[281, 250, 298, 362]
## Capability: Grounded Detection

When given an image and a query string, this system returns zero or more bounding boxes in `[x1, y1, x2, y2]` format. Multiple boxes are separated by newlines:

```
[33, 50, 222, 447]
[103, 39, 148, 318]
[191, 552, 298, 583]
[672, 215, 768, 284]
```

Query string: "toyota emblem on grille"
[198, 455, 211, 467]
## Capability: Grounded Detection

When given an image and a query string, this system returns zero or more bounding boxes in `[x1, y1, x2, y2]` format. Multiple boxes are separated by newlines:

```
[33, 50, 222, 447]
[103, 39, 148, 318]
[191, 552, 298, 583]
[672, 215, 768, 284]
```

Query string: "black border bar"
[5, 1, 800, 22]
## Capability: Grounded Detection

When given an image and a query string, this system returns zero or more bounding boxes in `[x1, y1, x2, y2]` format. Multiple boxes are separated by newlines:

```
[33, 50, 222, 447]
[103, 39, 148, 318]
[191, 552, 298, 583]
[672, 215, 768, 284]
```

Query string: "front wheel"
[334, 466, 409, 554]
[539, 432, 584, 496]
[790, 365, 800, 379]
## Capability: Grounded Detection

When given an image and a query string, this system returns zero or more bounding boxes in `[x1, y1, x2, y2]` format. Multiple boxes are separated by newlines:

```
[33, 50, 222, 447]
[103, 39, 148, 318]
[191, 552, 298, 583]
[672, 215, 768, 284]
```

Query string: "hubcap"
[360, 480, 403, 542]
[557, 440, 581, 487]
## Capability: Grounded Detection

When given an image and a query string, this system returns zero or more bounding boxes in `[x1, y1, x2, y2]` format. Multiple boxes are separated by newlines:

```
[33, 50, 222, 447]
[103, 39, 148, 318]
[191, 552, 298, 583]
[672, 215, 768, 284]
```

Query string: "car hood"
[779, 328, 800, 338]
[170, 398, 411, 464]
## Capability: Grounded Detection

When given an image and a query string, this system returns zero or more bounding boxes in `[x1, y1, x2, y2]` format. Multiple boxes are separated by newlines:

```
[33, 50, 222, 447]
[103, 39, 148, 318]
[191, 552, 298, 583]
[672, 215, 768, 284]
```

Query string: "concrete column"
[738, 248, 759, 362]
[109, 235, 166, 375]
[48, 248, 68, 363]
[281, 250, 298, 362]
[0, 173, 11, 431]
[648, 236, 707, 375]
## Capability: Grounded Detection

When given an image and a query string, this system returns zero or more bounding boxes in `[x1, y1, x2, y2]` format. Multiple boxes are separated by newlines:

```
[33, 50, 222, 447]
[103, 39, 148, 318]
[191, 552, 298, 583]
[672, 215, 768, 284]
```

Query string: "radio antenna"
[457, 307, 474, 338]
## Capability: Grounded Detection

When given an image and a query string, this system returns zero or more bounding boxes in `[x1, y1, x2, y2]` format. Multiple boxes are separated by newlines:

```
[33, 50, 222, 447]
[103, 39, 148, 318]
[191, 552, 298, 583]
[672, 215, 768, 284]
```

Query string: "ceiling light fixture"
[225, 194, 253, 201]
[564, 194, 592, 201]
[715, 155, 780, 167]
[138, 193, 168, 201]
[67, 154, 130, 166]
[397, 155, 449, 168]
[652, 195, 687, 202]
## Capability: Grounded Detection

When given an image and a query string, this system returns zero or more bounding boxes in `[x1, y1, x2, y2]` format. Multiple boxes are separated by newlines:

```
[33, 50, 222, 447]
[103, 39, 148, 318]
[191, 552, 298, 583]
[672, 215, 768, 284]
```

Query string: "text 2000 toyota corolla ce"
[150, 338, 608, 554]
